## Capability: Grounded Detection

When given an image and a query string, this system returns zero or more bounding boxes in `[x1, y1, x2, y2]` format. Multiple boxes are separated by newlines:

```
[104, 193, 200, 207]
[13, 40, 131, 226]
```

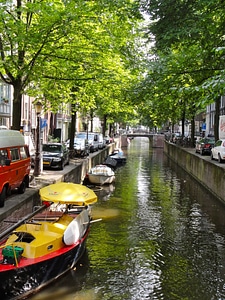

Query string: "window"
[43, 144, 61, 153]
[10, 148, 19, 161]
[0, 149, 8, 165]
[20, 146, 28, 159]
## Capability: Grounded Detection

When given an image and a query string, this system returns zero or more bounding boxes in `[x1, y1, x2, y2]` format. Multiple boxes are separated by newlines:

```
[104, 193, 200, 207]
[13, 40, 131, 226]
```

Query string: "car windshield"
[76, 133, 88, 139]
[42, 144, 62, 153]
[75, 138, 85, 145]
[76, 132, 94, 141]
[204, 138, 215, 143]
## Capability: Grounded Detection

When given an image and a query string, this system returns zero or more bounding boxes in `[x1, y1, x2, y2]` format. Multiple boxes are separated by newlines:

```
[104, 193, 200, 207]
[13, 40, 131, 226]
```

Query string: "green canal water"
[30, 137, 225, 300]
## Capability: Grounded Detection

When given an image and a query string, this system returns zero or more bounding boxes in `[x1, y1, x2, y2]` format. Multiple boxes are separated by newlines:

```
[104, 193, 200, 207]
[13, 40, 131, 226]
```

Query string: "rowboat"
[88, 164, 115, 185]
[0, 182, 98, 300]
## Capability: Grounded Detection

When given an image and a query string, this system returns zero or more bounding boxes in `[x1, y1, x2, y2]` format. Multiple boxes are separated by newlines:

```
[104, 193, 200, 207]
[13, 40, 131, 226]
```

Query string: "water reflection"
[30, 137, 225, 300]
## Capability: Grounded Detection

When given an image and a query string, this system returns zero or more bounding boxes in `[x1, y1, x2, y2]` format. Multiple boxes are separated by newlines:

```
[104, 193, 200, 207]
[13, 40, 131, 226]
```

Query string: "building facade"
[0, 81, 12, 128]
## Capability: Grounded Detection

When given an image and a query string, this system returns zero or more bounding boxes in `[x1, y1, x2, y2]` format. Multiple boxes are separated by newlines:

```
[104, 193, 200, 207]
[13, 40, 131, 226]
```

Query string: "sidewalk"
[29, 157, 84, 188]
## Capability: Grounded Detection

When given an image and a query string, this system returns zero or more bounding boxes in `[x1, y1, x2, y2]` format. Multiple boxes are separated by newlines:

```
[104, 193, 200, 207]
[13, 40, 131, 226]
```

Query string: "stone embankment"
[164, 141, 225, 203]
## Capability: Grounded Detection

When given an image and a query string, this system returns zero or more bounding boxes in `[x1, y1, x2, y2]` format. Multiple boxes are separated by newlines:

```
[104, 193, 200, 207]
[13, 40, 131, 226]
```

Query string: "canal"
[30, 137, 225, 300]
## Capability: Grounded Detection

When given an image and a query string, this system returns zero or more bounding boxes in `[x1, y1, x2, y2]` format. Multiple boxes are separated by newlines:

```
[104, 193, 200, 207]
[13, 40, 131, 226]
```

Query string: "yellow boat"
[0, 182, 97, 300]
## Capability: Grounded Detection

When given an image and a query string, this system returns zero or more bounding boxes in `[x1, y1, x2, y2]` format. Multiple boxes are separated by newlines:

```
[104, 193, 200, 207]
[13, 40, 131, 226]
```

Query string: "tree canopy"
[0, 0, 144, 130]
[137, 0, 225, 133]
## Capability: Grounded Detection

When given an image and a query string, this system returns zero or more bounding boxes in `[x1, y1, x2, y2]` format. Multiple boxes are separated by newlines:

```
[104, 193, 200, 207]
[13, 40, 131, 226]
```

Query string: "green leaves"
[0, 0, 143, 129]
[136, 0, 225, 129]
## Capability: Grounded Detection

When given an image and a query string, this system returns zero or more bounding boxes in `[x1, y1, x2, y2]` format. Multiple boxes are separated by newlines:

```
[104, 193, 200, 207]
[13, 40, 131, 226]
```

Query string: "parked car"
[211, 139, 225, 163]
[104, 135, 112, 144]
[76, 132, 99, 153]
[171, 132, 182, 143]
[73, 138, 89, 157]
[98, 133, 106, 149]
[66, 138, 89, 157]
[40, 143, 69, 170]
[195, 137, 215, 155]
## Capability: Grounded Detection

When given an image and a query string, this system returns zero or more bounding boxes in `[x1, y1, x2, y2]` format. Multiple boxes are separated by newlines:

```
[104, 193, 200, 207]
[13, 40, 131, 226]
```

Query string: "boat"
[88, 164, 115, 185]
[0, 182, 98, 300]
[108, 148, 127, 165]
[104, 155, 118, 169]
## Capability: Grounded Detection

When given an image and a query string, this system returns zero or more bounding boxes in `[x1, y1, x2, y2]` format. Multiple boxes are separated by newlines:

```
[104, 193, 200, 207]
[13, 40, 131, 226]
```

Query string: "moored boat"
[0, 182, 98, 300]
[88, 164, 115, 185]
[109, 148, 127, 165]
[104, 155, 118, 169]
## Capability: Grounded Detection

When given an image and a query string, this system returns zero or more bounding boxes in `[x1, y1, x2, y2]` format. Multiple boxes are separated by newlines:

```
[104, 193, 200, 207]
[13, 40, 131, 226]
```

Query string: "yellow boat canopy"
[39, 182, 97, 206]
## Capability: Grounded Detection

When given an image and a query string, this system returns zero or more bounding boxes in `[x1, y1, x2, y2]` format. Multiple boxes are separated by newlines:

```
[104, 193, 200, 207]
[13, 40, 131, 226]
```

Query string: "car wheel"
[18, 179, 27, 194]
[6, 186, 11, 197]
[59, 161, 64, 170]
[0, 186, 7, 207]
[218, 154, 223, 163]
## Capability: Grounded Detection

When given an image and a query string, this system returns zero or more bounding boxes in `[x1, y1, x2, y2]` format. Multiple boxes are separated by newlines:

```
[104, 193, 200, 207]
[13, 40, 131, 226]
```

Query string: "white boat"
[88, 165, 115, 185]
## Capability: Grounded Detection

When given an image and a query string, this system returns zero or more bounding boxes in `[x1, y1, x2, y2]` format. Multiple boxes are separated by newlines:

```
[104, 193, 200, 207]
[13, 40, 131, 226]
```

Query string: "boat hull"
[109, 154, 127, 164]
[88, 174, 115, 185]
[0, 183, 97, 300]
[0, 235, 87, 300]
[88, 165, 115, 185]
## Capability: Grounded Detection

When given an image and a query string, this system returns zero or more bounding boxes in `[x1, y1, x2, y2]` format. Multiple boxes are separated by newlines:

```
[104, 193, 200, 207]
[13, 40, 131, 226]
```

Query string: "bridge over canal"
[124, 133, 165, 148]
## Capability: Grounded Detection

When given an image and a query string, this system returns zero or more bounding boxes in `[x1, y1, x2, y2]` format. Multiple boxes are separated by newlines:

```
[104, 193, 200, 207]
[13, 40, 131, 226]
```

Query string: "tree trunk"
[90, 110, 93, 132]
[11, 80, 23, 130]
[102, 115, 107, 136]
[109, 123, 113, 137]
[191, 116, 195, 147]
[69, 104, 76, 150]
[181, 111, 185, 137]
[214, 96, 220, 141]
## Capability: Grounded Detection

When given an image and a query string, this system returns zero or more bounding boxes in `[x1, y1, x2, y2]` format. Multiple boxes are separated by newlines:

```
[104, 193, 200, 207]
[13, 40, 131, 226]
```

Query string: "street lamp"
[33, 101, 42, 177]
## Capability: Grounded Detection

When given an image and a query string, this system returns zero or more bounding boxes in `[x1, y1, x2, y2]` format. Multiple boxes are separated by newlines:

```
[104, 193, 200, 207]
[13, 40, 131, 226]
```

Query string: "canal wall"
[164, 141, 225, 203]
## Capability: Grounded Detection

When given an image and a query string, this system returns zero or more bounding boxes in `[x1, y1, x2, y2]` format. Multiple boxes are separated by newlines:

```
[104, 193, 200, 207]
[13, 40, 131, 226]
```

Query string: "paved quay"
[180, 145, 225, 169]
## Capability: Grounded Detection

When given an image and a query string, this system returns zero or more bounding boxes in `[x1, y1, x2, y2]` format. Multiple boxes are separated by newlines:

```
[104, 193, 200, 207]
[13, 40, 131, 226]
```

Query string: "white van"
[76, 132, 99, 153]
[98, 133, 105, 149]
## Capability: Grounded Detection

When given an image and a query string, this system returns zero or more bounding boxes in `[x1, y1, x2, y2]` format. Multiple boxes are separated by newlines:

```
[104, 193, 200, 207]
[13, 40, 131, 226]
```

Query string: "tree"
[138, 0, 225, 136]
[0, 0, 70, 129]
[0, 0, 143, 131]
